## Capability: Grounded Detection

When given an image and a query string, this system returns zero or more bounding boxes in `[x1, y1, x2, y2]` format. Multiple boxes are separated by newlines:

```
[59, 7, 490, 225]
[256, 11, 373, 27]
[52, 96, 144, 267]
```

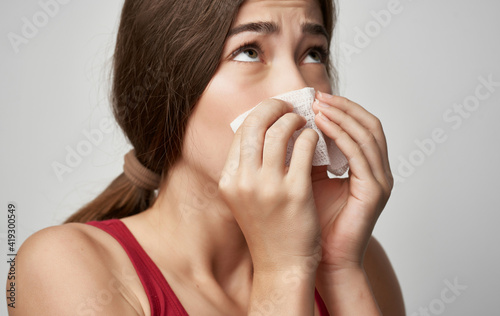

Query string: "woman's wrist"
[250, 266, 317, 316]
[252, 253, 320, 273]
[315, 266, 382, 316]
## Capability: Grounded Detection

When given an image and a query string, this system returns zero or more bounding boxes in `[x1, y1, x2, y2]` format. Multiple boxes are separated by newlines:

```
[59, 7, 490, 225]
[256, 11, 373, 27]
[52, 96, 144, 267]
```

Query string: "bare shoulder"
[364, 236, 406, 316]
[6, 223, 141, 316]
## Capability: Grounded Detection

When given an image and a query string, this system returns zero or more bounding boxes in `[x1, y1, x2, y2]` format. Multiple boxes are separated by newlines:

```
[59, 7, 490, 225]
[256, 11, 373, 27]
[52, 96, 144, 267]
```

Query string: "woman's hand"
[310, 91, 394, 274]
[218, 98, 323, 273]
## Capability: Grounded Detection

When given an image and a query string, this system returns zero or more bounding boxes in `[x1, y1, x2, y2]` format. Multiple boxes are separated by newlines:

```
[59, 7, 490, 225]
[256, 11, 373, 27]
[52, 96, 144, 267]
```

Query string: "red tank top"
[86, 219, 330, 315]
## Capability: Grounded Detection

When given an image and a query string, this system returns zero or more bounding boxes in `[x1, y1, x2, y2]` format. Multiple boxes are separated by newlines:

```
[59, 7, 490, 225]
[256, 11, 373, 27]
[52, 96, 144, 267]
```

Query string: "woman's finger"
[219, 124, 243, 187]
[286, 128, 319, 183]
[312, 100, 390, 193]
[313, 111, 376, 184]
[262, 112, 307, 177]
[239, 99, 293, 171]
[316, 92, 393, 188]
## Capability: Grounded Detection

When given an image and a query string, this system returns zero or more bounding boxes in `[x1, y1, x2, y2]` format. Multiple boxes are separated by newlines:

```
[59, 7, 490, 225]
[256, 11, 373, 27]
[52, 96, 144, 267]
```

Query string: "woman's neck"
[139, 160, 253, 299]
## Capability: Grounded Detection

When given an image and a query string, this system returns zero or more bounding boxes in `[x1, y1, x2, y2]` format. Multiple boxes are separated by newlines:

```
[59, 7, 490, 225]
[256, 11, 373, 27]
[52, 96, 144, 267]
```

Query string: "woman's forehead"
[235, 0, 324, 25]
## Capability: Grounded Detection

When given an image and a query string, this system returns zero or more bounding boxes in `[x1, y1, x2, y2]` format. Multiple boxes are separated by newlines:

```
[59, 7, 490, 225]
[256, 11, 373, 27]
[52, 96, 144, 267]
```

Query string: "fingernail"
[317, 90, 334, 99]
[318, 111, 330, 121]
[317, 100, 330, 108]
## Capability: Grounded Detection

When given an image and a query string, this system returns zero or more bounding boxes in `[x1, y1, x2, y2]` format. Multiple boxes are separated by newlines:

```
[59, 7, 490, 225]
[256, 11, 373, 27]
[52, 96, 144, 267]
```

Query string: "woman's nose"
[270, 59, 309, 96]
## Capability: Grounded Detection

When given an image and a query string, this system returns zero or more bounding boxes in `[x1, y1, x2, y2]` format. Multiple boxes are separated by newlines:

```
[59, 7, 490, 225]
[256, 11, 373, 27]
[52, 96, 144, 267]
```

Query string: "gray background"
[1, 0, 499, 315]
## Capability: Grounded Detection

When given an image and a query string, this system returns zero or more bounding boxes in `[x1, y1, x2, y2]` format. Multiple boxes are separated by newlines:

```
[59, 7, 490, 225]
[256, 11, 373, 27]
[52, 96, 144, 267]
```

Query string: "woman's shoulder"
[20, 222, 101, 250]
[13, 222, 105, 272]
[6, 222, 144, 316]
[363, 236, 406, 316]
[15, 222, 110, 268]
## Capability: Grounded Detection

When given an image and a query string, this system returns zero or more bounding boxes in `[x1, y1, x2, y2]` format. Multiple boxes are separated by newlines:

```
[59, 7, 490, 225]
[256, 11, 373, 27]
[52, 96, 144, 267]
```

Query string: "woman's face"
[181, 0, 332, 182]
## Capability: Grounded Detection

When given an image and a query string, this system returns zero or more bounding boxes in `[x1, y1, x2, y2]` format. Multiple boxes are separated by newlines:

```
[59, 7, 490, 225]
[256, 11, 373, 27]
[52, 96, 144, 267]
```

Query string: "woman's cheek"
[302, 66, 332, 94]
[219, 64, 272, 105]
[197, 64, 270, 124]
[230, 64, 268, 86]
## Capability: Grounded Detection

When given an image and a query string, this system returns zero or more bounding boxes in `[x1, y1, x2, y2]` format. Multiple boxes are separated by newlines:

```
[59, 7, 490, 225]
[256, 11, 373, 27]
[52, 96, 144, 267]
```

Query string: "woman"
[8, 0, 405, 315]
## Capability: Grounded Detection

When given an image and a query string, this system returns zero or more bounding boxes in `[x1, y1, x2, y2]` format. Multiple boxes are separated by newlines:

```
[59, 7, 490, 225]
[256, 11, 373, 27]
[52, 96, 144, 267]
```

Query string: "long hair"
[64, 0, 337, 224]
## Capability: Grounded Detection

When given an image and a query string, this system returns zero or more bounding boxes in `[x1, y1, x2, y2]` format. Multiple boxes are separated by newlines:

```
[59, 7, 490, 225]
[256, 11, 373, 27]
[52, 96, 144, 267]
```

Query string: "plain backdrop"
[1, 0, 499, 315]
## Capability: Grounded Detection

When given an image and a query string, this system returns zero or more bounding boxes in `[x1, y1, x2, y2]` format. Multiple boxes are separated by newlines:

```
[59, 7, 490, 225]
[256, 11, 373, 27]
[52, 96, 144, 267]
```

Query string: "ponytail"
[63, 173, 157, 223]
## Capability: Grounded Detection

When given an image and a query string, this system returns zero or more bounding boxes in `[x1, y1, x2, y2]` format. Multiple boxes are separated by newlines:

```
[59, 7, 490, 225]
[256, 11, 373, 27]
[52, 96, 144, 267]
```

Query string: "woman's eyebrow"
[227, 21, 329, 43]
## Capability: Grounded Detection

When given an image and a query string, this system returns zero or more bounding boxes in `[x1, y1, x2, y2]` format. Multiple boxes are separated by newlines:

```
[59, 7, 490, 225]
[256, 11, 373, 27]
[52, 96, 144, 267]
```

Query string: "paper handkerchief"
[230, 87, 349, 176]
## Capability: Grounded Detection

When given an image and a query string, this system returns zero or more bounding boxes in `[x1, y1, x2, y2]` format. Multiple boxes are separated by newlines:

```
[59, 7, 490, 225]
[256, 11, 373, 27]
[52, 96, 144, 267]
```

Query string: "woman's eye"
[233, 48, 261, 62]
[303, 50, 323, 64]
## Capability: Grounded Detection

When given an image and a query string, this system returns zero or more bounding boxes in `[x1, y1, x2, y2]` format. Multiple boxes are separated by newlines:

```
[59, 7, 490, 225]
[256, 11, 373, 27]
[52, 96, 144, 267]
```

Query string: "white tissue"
[230, 87, 349, 176]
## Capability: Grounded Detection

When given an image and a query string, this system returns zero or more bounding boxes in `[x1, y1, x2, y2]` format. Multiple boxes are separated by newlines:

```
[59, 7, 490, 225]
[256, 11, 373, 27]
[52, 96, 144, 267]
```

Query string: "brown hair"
[64, 0, 337, 224]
